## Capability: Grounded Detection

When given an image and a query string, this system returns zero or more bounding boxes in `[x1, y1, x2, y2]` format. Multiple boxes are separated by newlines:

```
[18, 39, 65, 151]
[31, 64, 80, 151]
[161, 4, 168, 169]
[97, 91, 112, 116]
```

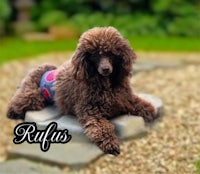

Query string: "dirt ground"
[0, 52, 200, 174]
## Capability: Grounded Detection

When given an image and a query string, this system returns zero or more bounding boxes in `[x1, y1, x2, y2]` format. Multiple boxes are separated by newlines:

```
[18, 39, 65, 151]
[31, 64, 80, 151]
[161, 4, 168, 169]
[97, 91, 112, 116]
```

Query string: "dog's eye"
[107, 52, 120, 61]
[85, 52, 92, 58]
[86, 53, 100, 65]
[107, 52, 115, 58]
[86, 53, 95, 61]
[110, 54, 123, 64]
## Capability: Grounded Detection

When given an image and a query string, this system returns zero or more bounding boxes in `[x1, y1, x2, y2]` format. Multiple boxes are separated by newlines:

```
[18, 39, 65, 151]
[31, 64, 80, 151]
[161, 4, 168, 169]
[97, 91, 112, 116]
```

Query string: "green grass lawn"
[0, 38, 77, 65]
[196, 159, 200, 174]
[0, 36, 200, 65]
[132, 36, 200, 52]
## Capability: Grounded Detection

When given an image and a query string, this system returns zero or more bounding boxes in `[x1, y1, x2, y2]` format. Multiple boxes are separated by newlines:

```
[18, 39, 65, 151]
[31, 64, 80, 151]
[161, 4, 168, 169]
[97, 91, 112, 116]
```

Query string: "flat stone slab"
[138, 93, 163, 116]
[26, 114, 147, 143]
[9, 142, 103, 167]
[9, 93, 163, 167]
[26, 106, 60, 122]
[25, 93, 163, 143]
[0, 159, 64, 174]
[112, 116, 146, 139]
[133, 61, 183, 73]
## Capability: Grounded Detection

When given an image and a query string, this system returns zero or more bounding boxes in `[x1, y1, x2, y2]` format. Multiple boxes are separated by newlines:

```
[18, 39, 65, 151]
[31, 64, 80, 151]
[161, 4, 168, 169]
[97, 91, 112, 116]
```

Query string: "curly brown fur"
[7, 64, 57, 119]
[7, 27, 158, 155]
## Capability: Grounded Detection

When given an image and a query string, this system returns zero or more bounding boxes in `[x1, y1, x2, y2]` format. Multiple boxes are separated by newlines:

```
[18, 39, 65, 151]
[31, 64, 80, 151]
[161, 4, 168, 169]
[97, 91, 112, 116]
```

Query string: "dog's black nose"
[102, 67, 110, 73]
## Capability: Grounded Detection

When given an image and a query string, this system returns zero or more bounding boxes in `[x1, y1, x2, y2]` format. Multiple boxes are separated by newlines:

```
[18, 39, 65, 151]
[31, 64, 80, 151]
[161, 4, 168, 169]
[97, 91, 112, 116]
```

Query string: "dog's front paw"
[143, 107, 158, 122]
[99, 137, 120, 156]
[6, 106, 24, 120]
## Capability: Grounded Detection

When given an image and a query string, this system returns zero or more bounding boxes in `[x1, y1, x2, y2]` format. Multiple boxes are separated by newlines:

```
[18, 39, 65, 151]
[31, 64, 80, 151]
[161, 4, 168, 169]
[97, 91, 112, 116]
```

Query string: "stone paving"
[7, 93, 162, 168]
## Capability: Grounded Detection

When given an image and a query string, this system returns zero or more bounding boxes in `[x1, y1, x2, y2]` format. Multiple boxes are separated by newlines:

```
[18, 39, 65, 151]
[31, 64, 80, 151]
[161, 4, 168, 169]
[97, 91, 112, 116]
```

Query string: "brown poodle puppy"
[7, 27, 157, 155]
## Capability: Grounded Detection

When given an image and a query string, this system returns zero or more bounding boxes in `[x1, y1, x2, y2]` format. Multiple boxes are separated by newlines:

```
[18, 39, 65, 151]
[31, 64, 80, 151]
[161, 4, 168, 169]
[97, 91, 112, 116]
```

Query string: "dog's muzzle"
[98, 58, 113, 76]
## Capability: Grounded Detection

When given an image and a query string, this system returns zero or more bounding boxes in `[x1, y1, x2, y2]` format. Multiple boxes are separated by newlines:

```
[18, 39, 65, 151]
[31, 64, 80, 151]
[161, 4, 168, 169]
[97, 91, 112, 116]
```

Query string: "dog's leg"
[77, 113, 120, 156]
[7, 64, 57, 119]
[126, 95, 158, 122]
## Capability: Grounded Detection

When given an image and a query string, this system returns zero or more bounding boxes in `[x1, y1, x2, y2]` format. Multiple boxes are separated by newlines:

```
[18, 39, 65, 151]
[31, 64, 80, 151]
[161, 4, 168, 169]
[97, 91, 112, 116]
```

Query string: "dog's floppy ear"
[121, 44, 137, 76]
[72, 49, 89, 80]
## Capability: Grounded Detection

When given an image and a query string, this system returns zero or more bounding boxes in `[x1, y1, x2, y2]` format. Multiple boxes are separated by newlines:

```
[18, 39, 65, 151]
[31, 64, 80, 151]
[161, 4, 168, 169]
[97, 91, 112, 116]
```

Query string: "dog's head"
[72, 27, 136, 82]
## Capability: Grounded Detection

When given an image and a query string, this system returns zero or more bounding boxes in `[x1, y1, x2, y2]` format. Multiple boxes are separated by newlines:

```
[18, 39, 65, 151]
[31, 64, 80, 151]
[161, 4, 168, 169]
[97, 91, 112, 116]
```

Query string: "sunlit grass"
[0, 36, 200, 65]
[196, 159, 200, 174]
[131, 36, 200, 52]
[0, 38, 77, 65]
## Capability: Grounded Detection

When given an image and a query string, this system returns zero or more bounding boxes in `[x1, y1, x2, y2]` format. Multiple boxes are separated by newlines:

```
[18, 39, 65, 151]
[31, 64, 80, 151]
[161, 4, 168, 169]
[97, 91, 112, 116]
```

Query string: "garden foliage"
[32, 0, 200, 37]
[2, 0, 200, 37]
[0, 0, 11, 35]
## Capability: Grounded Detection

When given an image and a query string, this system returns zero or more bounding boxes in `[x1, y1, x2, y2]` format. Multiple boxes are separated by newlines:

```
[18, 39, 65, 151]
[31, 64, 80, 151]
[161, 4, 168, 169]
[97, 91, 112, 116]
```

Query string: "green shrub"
[30, 0, 200, 37]
[70, 13, 115, 32]
[115, 14, 161, 36]
[151, 0, 200, 37]
[151, 0, 197, 17]
[70, 13, 163, 37]
[167, 15, 200, 37]
[38, 10, 68, 30]
[0, 0, 11, 35]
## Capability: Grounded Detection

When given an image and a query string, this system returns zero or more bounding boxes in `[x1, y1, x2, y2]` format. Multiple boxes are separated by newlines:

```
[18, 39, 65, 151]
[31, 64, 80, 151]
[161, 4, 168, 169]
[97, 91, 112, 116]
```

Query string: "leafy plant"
[0, 0, 11, 35]
[23, 0, 200, 37]
[38, 10, 68, 30]
[167, 15, 200, 37]
[70, 13, 162, 37]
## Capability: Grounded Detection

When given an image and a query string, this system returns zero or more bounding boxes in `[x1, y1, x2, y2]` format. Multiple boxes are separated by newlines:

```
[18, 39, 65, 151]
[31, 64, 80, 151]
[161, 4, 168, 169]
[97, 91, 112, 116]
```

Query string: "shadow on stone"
[0, 158, 64, 174]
